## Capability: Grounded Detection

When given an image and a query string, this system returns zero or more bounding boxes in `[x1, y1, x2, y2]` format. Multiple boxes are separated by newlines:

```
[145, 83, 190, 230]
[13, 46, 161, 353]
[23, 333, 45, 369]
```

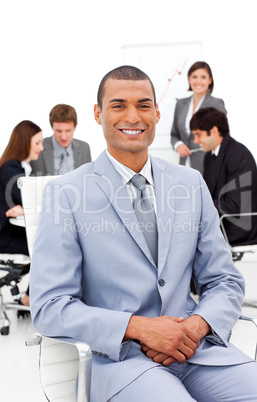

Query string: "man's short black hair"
[190, 107, 229, 137]
[97, 65, 156, 109]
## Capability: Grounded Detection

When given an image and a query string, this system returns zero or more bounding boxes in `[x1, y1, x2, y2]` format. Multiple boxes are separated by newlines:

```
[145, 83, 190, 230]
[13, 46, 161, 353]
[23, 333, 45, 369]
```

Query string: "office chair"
[220, 212, 257, 308]
[0, 252, 30, 335]
[220, 212, 257, 262]
[26, 333, 91, 402]
[230, 315, 257, 361]
[18, 175, 92, 402]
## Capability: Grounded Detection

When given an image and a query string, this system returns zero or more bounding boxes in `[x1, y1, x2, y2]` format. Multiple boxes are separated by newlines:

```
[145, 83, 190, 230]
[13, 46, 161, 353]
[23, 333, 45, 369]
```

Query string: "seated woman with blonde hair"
[0, 120, 43, 309]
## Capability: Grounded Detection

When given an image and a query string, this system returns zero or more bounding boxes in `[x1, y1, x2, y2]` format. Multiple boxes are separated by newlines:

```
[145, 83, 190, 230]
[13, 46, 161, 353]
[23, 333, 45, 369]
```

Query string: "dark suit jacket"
[30, 136, 92, 175]
[0, 160, 25, 249]
[204, 135, 257, 246]
[171, 91, 227, 173]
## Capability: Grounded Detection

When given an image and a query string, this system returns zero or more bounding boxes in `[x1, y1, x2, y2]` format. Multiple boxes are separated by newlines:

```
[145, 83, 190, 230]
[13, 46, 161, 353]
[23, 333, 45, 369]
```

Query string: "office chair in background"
[220, 212, 257, 262]
[0, 252, 30, 335]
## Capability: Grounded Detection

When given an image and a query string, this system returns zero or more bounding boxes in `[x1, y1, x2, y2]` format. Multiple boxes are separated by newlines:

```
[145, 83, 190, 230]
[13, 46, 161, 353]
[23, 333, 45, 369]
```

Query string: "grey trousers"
[111, 360, 257, 401]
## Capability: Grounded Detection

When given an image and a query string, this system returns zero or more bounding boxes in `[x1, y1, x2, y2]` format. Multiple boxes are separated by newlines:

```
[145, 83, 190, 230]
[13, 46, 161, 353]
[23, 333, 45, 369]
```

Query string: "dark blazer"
[0, 160, 25, 249]
[204, 135, 257, 246]
[30, 136, 92, 175]
[171, 91, 227, 173]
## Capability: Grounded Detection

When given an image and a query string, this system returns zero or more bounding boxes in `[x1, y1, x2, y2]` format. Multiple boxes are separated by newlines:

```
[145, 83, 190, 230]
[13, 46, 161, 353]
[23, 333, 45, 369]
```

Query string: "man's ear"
[210, 126, 219, 136]
[94, 104, 102, 125]
[155, 104, 161, 123]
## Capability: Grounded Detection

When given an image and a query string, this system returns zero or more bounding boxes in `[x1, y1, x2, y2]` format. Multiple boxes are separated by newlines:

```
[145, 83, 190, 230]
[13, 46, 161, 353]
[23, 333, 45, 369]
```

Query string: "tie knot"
[130, 174, 147, 191]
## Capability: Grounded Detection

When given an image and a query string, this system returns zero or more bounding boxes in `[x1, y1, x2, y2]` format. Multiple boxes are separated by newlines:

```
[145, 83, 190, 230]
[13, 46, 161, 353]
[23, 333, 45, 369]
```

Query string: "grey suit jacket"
[30, 136, 91, 175]
[30, 151, 251, 401]
[171, 91, 227, 173]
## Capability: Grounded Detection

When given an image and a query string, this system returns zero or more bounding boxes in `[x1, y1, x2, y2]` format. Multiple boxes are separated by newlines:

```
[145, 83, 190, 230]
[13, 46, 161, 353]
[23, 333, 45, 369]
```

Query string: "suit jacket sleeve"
[1, 160, 24, 206]
[73, 139, 92, 168]
[191, 173, 244, 343]
[212, 145, 255, 215]
[30, 179, 132, 362]
[170, 100, 183, 148]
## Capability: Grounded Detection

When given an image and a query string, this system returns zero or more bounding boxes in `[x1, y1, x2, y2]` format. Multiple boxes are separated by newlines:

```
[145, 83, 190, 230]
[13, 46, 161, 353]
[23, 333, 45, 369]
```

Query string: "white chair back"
[18, 176, 57, 258]
[19, 176, 91, 402]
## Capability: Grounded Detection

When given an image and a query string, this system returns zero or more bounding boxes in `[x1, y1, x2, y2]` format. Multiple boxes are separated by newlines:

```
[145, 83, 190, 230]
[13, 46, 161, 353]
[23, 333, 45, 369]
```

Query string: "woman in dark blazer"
[171, 61, 227, 174]
[0, 120, 43, 307]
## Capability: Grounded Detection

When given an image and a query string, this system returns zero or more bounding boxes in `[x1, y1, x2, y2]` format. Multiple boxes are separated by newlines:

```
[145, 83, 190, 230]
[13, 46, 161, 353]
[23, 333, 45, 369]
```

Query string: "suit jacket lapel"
[94, 152, 156, 267]
[201, 90, 211, 107]
[43, 137, 55, 175]
[72, 140, 81, 169]
[179, 97, 191, 143]
[210, 136, 230, 194]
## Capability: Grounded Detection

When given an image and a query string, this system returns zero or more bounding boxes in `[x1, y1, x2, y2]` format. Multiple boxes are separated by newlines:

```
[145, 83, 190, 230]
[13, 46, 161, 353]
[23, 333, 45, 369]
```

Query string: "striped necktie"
[130, 174, 158, 266]
[59, 150, 69, 175]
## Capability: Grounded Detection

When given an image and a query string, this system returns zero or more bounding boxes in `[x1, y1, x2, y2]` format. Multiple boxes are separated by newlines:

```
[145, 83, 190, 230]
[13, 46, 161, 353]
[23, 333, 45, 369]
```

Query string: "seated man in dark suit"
[30, 104, 91, 175]
[190, 107, 257, 246]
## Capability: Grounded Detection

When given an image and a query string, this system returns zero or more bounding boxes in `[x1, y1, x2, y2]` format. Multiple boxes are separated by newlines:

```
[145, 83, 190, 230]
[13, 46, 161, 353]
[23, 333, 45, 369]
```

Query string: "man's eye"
[139, 104, 151, 109]
[112, 105, 124, 109]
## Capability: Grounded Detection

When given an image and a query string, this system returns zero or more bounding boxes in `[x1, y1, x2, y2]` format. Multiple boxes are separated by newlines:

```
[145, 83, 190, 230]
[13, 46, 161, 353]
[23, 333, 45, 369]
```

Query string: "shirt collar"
[212, 144, 221, 156]
[21, 161, 32, 176]
[106, 150, 154, 187]
[52, 135, 73, 156]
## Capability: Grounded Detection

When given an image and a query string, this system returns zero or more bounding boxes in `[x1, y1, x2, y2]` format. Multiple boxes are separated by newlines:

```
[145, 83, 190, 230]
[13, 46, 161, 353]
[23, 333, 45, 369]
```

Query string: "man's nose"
[125, 106, 140, 124]
[193, 136, 198, 144]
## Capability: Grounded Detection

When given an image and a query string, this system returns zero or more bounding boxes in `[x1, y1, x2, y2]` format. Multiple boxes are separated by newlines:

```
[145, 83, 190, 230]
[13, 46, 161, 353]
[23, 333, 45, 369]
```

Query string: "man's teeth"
[122, 130, 142, 135]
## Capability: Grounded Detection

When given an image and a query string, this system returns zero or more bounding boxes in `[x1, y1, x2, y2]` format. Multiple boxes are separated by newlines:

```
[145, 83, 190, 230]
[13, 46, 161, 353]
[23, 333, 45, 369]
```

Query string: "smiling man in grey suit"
[30, 66, 257, 401]
[30, 104, 91, 175]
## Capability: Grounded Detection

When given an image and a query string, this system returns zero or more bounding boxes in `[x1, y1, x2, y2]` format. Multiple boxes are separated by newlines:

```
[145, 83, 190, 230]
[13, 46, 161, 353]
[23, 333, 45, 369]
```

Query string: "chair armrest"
[230, 316, 257, 361]
[26, 333, 92, 402]
[220, 212, 257, 246]
[239, 315, 257, 327]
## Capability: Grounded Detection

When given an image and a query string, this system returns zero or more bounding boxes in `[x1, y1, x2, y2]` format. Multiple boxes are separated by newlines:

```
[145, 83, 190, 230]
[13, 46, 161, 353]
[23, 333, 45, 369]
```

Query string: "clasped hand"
[139, 315, 209, 366]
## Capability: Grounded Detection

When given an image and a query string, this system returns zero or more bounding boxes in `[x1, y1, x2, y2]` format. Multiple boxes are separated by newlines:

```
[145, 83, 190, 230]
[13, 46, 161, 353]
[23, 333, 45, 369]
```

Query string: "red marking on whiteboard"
[158, 59, 188, 104]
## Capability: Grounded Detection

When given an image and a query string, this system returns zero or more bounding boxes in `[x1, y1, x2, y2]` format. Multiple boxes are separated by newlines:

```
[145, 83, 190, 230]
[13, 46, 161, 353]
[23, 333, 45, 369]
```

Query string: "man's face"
[193, 128, 219, 152]
[52, 121, 76, 148]
[94, 79, 160, 161]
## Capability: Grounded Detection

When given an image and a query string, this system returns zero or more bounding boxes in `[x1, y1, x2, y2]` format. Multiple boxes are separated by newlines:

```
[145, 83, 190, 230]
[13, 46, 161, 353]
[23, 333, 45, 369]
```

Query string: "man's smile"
[120, 129, 144, 136]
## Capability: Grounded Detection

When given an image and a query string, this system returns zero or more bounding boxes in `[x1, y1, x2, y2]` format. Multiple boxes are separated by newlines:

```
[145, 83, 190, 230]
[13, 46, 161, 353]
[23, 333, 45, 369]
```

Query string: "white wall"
[1, 0, 256, 161]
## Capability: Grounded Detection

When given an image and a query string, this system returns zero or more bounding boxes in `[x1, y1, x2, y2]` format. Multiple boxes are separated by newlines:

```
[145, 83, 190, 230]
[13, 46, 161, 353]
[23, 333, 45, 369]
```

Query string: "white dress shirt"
[106, 150, 157, 214]
[21, 161, 32, 176]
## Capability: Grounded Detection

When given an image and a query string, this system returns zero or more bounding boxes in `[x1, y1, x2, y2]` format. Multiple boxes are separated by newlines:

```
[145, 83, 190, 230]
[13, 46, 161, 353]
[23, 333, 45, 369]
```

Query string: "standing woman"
[171, 61, 227, 174]
[0, 120, 43, 307]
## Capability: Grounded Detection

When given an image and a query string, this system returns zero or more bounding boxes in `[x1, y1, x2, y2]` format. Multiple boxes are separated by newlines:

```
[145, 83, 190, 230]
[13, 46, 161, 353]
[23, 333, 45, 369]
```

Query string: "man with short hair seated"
[30, 103, 91, 175]
[191, 107, 257, 246]
[30, 66, 257, 401]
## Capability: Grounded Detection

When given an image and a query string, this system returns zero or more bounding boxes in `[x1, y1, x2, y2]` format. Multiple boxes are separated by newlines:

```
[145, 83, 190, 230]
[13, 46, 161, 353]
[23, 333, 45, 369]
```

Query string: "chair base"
[0, 254, 31, 335]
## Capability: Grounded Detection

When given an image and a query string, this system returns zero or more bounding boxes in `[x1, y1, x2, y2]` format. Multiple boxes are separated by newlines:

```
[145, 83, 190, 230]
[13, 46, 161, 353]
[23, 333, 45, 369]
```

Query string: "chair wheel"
[1, 326, 9, 335]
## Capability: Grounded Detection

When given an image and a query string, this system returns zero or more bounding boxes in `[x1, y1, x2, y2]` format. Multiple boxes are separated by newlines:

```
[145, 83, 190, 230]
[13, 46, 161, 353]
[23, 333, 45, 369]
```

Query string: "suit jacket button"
[158, 279, 165, 287]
